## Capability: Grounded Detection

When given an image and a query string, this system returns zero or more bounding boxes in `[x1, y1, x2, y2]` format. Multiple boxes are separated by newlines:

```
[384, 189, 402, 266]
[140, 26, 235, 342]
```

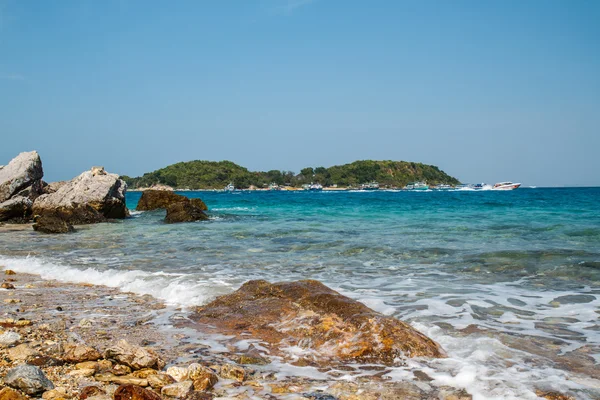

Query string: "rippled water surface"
[1, 188, 599, 399]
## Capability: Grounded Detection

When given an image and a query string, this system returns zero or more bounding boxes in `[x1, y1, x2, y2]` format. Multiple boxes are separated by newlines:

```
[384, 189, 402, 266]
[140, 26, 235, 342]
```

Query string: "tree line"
[121, 160, 460, 190]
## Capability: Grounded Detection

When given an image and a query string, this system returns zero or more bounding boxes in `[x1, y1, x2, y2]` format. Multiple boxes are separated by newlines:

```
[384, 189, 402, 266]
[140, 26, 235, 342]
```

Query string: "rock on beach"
[191, 279, 446, 366]
[0, 151, 44, 204]
[32, 167, 128, 224]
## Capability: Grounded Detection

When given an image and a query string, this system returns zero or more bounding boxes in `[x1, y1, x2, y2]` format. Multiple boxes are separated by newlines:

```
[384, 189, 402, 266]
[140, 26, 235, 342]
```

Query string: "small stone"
[56, 306, 63, 311]
[0, 387, 28, 400]
[131, 368, 159, 379]
[15, 319, 32, 326]
[113, 385, 162, 400]
[42, 387, 67, 400]
[63, 343, 101, 363]
[0, 330, 21, 347]
[4, 269, 16, 275]
[161, 381, 193, 398]
[147, 373, 175, 389]
[79, 386, 105, 400]
[104, 339, 164, 370]
[68, 368, 96, 377]
[218, 364, 246, 382]
[188, 364, 218, 392]
[78, 319, 93, 328]
[3, 298, 21, 304]
[4, 364, 55, 395]
[1, 282, 15, 289]
[97, 360, 113, 370]
[8, 343, 40, 361]
[76, 361, 99, 371]
[185, 393, 213, 400]
[29, 356, 64, 367]
[111, 364, 132, 376]
[166, 366, 188, 382]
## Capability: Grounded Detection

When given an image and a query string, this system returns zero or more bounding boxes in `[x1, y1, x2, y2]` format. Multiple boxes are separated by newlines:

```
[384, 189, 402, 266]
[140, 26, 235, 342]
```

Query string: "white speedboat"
[224, 183, 235, 192]
[492, 182, 521, 190]
[308, 182, 323, 191]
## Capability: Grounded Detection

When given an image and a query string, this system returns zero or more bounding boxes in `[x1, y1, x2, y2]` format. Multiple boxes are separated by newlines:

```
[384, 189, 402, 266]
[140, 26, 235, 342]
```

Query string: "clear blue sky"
[1, 0, 599, 186]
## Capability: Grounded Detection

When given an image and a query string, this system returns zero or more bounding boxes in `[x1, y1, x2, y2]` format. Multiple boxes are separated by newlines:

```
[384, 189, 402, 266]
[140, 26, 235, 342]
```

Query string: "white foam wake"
[0, 256, 219, 307]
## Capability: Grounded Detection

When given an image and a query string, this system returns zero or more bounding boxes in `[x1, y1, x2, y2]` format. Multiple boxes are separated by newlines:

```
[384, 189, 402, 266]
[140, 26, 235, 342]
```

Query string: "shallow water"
[1, 188, 599, 399]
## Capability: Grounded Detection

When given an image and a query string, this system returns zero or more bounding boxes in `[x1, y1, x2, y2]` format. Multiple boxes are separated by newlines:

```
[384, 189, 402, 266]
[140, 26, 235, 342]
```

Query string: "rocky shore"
[0, 269, 488, 400]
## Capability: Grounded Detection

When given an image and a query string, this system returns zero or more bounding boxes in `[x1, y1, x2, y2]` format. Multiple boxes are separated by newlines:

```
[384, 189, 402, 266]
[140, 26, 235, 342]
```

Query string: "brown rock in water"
[1, 282, 15, 289]
[113, 385, 162, 400]
[160, 381, 193, 398]
[32, 214, 74, 234]
[165, 201, 209, 223]
[4, 270, 16, 275]
[136, 190, 207, 211]
[191, 280, 445, 366]
[0, 387, 28, 400]
[62, 343, 101, 363]
[217, 364, 246, 382]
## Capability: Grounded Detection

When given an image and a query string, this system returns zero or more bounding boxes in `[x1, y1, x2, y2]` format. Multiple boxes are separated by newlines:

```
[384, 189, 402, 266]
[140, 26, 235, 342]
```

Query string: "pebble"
[0, 330, 21, 347]
[161, 381, 193, 398]
[1, 282, 16, 289]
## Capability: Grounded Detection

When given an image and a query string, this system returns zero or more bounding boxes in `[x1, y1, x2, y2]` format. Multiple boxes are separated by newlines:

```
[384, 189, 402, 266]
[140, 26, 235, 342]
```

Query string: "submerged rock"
[136, 190, 207, 211]
[0, 151, 44, 204]
[4, 364, 55, 395]
[165, 201, 209, 223]
[32, 167, 128, 224]
[191, 280, 445, 366]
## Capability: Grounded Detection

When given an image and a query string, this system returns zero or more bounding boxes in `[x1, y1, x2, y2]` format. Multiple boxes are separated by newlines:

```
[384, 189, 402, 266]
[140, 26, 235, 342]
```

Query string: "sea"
[1, 187, 599, 399]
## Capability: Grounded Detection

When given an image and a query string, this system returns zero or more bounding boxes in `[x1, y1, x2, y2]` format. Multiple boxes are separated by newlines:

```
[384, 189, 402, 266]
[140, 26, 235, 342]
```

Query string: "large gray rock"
[0, 196, 33, 222]
[4, 364, 55, 395]
[32, 167, 129, 224]
[0, 151, 43, 204]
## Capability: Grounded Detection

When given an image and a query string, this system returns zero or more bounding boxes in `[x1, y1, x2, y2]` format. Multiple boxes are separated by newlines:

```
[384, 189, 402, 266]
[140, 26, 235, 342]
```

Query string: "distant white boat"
[224, 183, 235, 192]
[492, 182, 521, 190]
[308, 182, 323, 191]
[404, 181, 428, 191]
[434, 184, 453, 191]
[359, 182, 380, 190]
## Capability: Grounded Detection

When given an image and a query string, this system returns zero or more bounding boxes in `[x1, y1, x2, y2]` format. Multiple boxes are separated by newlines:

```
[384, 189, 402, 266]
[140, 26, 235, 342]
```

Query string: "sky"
[1, 0, 599, 186]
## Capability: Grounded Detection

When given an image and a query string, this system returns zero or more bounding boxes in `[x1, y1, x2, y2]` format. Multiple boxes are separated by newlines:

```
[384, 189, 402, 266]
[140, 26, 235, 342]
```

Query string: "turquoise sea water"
[1, 188, 599, 399]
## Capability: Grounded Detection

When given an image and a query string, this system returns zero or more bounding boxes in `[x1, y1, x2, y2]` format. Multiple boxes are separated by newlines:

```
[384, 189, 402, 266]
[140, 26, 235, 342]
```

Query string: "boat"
[308, 182, 323, 191]
[359, 182, 380, 190]
[472, 183, 492, 190]
[492, 182, 521, 190]
[224, 183, 235, 192]
[269, 183, 282, 191]
[405, 181, 428, 191]
[434, 184, 453, 191]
